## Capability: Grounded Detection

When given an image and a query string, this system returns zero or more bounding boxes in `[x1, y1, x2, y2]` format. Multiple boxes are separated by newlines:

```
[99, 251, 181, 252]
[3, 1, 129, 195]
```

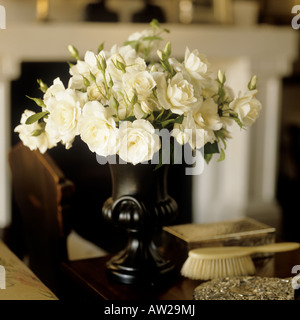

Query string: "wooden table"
[61, 248, 300, 301]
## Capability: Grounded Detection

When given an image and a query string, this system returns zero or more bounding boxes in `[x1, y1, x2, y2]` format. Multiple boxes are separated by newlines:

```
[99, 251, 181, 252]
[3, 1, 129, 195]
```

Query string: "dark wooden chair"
[8, 142, 106, 294]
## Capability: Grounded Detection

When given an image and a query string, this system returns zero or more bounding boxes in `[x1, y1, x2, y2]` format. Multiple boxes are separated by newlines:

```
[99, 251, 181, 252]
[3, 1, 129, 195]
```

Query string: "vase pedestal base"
[105, 245, 177, 286]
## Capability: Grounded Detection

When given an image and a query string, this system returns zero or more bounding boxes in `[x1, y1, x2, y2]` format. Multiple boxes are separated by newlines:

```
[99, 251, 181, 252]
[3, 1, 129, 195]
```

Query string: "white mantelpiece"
[0, 23, 298, 228]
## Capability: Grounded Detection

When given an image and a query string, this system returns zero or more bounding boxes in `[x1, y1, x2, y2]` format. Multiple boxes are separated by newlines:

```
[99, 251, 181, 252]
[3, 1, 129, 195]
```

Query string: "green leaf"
[89, 71, 96, 83]
[234, 116, 243, 129]
[97, 42, 104, 53]
[130, 94, 138, 106]
[218, 148, 226, 162]
[218, 86, 225, 104]
[204, 141, 219, 154]
[116, 60, 126, 73]
[37, 79, 48, 93]
[164, 42, 171, 58]
[174, 114, 184, 124]
[160, 60, 175, 76]
[31, 129, 44, 137]
[142, 36, 163, 42]
[82, 75, 90, 87]
[155, 108, 165, 121]
[123, 115, 136, 122]
[111, 97, 119, 110]
[215, 130, 227, 149]
[161, 119, 174, 128]
[26, 96, 46, 108]
[123, 40, 139, 51]
[204, 153, 213, 164]
[161, 114, 184, 128]
[109, 76, 114, 88]
[25, 111, 49, 125]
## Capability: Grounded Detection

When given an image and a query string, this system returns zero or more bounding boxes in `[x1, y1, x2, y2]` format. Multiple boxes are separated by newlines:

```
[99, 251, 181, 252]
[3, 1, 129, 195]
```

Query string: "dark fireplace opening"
[276, 76, 300, 243]
[10, 62, 192, 255]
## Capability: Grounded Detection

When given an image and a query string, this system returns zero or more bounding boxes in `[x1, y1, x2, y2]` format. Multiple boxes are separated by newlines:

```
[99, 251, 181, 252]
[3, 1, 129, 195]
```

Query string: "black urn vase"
[102, 161, 178, 286]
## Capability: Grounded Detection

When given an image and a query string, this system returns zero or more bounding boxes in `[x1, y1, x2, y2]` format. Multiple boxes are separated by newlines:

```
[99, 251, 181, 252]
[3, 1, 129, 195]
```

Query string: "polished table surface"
[61, 247, 300, 300]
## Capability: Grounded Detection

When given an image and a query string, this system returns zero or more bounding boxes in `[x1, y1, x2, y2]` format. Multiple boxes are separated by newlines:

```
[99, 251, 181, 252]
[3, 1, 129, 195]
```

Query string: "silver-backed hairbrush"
[181, 242, 300, 280]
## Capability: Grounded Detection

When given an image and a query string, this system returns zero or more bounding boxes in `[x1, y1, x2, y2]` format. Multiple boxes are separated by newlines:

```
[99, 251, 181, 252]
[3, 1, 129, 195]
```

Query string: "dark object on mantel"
[132, 0, 166, 23]
[84, 0, 118, 22]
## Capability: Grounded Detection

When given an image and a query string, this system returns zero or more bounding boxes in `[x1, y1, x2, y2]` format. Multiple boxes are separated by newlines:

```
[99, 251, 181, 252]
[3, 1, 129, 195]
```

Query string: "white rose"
[133, 100, 159, 119]
[107, 45, 138, 82]
[123, 70, 156, 101]
[107, 52, 127, 83]
[184, 48, 210, 80]
[230, 90, 262, 127]
[14, 110, 57, 154]
[118, 119, 160, 165]
[192, 98, 222, 133]
[45, 89, 86, 149]
[114, 97, 133, 120]
[87, 82, 106, 101]
[140, 99, 159, 114]
[79, 101, 119, 157]
[172, 113, 206, 150]
[43, 77, 65, 104]
[111, 45, 137, 65]
[68, 50, 104, 90]
[201, 79, 219, 100]
[68, 74, 86, 91]
[154, 72, 198, 115]
[172, 124, 191, 146]
[172, 98, 221, 149]
[69, 60, 91, 90]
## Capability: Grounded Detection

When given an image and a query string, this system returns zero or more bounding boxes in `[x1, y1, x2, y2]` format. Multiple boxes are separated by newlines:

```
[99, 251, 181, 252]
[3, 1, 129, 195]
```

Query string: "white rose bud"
[217, 70, 226, 85]
[68, 45, 80, 60]
[248, 75, 257, 91]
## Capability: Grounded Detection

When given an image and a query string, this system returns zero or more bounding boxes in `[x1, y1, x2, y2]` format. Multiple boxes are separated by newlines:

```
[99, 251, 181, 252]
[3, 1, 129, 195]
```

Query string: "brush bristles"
[181, 255, 256, 280]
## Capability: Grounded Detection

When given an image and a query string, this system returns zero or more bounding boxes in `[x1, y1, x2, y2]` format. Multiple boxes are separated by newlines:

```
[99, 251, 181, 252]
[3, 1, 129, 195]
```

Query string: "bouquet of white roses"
[15, 20, 261, 167]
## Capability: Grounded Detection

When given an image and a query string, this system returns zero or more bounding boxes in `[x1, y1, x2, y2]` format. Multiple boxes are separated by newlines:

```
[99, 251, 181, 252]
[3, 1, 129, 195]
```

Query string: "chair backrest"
[8, 142, 75, 290]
